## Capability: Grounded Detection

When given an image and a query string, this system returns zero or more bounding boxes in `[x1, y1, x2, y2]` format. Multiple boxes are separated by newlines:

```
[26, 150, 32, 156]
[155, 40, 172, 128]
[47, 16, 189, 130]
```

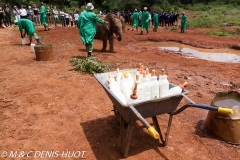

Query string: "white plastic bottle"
[126, 71, 134, 81]
[145, 68, 151, 78]
[139, 64, 144, 79]
[126, 71, 134, 90]
[137, 63, 142, 72]
[115, 68, 122, 85]
[134, 74, 144, 102]
[139, 71, 151, 101]
[159, 69, 169, 98]
[135, 71, 142, 83]
[31, 42, 35, 53]
[164, 82, 188, 97]
[128, 81, 140, 104]
[108, 76, 116, 83]
[136, 64, 144, 80]
[108, 79, 127, 105]
[149, 70, 160, 100]
[121, 76, 134, 100]
[135, 73, 140, 82]
[21, 38, 26, 45]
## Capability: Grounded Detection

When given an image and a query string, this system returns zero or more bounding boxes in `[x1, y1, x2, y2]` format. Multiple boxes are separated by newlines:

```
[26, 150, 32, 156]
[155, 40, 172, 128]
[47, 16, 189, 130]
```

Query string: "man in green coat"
[78, 3, 108, 57]
[140, 7, 150, 35]
[40, 2, 50, 31]
[132, 9, 140, 31]
[180, 12, 187, 33]
[153, 12, 159, 32]
[14, 19, 42, 45]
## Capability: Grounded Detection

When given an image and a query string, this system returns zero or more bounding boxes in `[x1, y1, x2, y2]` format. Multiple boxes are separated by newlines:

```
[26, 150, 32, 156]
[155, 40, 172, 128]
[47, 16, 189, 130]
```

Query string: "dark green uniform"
[153, 13, 159, 32]
[16, 19, 39, 40]
[132, 11, 140, 30]
[140, 10, 150, 34]
[180, 14, 187, 33]
[141, 11, 150, 29]
[78, 10, 104, 55]
[40, 4, 49, 30]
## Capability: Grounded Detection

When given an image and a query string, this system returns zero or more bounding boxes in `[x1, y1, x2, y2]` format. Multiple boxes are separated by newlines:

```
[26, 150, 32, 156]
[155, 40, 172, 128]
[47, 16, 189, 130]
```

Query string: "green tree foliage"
[0, 0, 40, 7]
[1, 0, 240, 12]
[69, 1, 79, 8]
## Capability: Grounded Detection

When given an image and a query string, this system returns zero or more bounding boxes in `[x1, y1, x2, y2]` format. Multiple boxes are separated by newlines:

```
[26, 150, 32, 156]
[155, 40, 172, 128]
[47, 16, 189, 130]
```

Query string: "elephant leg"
[109, 33, 114, 53]
[101, 37, 107, 52]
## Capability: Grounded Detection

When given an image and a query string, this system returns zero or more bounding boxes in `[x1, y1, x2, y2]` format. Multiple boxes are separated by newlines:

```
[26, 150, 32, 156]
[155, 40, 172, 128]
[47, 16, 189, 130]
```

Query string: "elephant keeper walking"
[14, 19, 42, 45]
[140, 7, 150, 35]
[132, 9, 140, 31]
[40, 2, 50, 31]
[78, 3, 108, 57]
[153, 12, 159, 32]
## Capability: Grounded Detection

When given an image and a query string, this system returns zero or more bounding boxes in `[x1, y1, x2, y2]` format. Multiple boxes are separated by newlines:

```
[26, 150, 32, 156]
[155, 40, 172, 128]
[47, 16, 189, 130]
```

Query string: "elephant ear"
[105, 14, 115, 30]
[102, 21, 110, 31]
[114, 18, 123, 33]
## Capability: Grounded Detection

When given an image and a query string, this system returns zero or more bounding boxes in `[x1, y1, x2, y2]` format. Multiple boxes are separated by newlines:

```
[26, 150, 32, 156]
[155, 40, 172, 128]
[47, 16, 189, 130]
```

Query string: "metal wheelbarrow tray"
[94, 69, 233, 157]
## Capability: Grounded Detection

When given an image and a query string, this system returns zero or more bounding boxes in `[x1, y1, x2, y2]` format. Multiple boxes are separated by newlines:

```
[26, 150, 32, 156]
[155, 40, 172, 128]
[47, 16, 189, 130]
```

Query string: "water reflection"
[127, 42, 240, 63]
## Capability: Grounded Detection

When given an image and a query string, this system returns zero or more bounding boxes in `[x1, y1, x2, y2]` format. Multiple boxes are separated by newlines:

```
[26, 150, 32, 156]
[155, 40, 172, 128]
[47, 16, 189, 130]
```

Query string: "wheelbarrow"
[94, 68, 233, 158]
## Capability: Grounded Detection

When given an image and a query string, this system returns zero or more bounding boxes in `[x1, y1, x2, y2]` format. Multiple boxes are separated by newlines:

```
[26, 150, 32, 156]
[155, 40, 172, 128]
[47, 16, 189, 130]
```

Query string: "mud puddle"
[127, 42, 240, 63]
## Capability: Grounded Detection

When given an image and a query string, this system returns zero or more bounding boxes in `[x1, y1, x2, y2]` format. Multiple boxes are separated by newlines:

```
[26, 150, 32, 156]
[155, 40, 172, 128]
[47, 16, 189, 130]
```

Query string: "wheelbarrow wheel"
[113, 105, 127, 126]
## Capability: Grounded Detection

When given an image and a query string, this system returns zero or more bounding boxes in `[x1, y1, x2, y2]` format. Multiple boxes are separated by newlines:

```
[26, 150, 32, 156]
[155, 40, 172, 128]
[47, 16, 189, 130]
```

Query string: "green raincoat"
[16, 19, 36, 39]
[132, 11, 140, 27]
[40, 5, 47, 27]
[78, 10, 104, 44]
[141, 11, 150, 30]
[153, 13, 159, 29]
[181, 15, 187, 30]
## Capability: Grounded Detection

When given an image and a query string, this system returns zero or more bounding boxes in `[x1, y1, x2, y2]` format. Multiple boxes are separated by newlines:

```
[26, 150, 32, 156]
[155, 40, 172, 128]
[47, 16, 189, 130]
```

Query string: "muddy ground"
[0, 24, 240, 160]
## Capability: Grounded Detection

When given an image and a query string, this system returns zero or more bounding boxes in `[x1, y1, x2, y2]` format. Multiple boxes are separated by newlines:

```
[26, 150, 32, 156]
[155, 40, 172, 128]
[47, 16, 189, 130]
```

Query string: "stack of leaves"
[70, 57, 111, 74]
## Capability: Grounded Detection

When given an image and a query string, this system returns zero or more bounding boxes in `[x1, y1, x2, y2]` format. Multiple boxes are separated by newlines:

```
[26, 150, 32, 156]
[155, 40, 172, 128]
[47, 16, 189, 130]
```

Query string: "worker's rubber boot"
[87, 52, 92, 57]
[36, 39, 42, 45]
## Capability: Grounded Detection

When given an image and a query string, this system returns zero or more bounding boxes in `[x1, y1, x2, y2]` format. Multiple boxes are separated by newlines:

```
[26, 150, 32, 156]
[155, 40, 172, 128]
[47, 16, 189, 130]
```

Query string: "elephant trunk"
[117, 32, 122, 41]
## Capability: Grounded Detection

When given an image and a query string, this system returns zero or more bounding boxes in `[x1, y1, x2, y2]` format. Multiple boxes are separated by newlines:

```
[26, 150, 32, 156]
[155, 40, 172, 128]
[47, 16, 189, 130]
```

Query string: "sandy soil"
[0, 24, 240, 160]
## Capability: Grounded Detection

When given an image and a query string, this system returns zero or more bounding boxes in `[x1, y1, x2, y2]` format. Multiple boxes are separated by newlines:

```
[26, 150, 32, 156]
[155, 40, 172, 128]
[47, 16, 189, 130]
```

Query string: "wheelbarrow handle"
[129, 105, 160, 139]
[170, 104, 234, 115]
[218, 107, 234, 114]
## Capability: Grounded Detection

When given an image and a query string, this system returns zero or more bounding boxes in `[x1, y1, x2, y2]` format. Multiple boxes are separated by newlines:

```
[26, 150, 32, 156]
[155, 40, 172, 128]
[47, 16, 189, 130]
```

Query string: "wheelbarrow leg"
[164, 114, 174, 146]
[120, 115, 135, 158]
[152, 116, 165, 145]
[120, 115, 125, 155]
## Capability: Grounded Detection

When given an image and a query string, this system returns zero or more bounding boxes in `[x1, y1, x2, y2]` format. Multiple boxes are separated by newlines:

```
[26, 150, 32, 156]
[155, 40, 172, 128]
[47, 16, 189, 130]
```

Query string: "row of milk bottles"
[108, 64, 187, 105]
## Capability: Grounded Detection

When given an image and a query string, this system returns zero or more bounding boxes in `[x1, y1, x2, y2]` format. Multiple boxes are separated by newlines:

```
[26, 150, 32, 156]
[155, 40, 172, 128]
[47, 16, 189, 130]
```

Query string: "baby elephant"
[95, 14, 123, 52]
